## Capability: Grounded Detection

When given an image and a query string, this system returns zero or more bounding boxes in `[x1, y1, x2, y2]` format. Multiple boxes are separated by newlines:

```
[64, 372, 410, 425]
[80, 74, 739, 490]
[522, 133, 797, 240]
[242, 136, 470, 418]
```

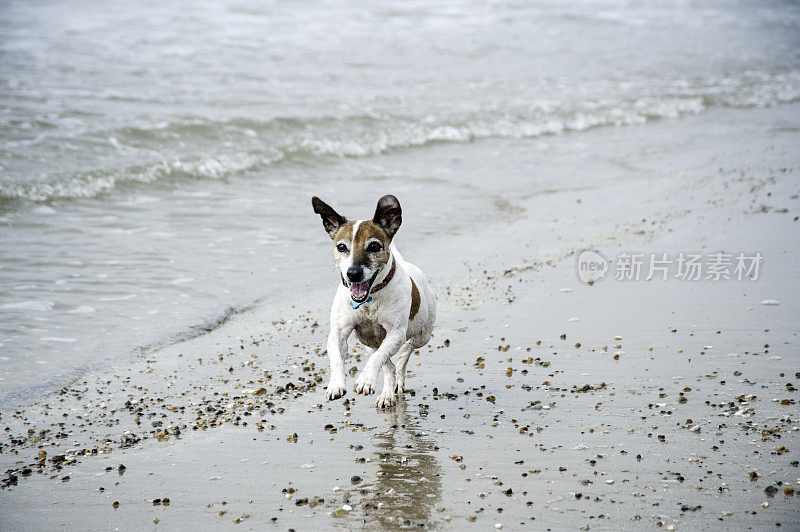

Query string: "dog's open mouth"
[350, 281, 370, 301]
[348, 269, 381, 303]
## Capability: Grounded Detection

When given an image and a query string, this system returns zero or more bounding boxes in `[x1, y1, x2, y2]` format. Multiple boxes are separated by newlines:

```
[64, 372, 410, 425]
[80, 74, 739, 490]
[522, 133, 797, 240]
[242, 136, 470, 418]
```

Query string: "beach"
[1, 102, 798, 530]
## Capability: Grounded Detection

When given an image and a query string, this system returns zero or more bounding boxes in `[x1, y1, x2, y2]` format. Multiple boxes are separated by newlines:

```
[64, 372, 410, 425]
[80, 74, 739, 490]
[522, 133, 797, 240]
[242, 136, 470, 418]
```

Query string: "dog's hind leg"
[395, 331, 432, 393]
[354, 330, 404, 396]
[393, 341, 414, 394]
[376, 358, 397, 408]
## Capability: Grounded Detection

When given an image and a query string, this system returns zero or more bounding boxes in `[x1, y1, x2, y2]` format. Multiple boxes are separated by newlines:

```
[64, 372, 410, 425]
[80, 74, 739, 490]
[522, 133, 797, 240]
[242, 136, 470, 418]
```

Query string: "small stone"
[350, 475, 362, 484]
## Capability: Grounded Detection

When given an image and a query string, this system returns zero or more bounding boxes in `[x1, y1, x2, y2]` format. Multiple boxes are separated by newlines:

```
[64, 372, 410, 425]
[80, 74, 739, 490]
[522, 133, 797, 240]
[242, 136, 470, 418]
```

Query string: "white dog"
[311, 195, 436, 408]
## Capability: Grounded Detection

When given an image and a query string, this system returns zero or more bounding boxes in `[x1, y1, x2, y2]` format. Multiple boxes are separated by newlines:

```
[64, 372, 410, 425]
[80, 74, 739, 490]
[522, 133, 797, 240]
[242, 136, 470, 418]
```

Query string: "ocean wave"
[0, 151, 286, 203]
[2, 70, 798, 204]
[715, 71, 800, 108]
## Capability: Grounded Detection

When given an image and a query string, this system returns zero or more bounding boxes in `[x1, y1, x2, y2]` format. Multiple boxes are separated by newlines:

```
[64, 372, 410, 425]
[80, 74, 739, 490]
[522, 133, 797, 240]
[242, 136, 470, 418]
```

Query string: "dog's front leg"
[354, 329, 405, 396]
[325, 325, 352, 401]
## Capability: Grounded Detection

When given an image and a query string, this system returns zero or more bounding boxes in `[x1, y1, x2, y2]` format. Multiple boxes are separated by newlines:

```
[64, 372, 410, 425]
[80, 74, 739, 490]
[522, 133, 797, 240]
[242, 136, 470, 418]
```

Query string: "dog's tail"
[389, 241, 405, 263]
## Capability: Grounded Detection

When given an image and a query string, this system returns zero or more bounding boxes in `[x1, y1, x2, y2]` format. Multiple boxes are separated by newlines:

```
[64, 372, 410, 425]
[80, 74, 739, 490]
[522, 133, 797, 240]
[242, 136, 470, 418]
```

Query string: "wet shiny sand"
[1, 104, 799, 530]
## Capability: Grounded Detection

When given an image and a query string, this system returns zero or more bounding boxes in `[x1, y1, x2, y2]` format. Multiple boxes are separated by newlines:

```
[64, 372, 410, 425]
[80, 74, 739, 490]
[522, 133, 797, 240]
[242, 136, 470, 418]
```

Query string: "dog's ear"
[312, 196, 347, 239]
[372, 195, 402, 239]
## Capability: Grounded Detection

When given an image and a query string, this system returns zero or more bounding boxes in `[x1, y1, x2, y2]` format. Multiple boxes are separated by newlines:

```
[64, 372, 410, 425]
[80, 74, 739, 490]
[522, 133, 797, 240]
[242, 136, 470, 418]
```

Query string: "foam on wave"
[2, 70, 797, 204]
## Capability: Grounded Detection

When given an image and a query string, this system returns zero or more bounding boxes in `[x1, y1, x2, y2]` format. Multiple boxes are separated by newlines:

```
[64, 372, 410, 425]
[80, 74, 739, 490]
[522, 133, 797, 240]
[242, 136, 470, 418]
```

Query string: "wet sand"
[1, 104, 799, 530]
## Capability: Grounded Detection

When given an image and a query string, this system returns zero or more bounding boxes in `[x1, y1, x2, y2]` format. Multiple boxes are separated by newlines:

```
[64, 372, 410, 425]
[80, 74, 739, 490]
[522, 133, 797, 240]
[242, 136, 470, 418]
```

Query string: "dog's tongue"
[350, 281, 369, 300]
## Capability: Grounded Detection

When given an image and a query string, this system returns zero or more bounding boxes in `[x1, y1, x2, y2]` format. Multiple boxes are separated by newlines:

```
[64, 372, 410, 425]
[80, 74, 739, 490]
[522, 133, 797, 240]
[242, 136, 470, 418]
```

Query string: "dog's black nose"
[346, 265, 364, 282]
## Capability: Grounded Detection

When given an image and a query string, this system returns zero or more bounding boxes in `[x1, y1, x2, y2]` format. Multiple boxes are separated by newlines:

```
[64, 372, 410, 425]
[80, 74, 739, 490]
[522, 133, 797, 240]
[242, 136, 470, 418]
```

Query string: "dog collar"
[350, 296, 372, 310]
[369, 258, 396, 294]
[343, 258, 397, 310]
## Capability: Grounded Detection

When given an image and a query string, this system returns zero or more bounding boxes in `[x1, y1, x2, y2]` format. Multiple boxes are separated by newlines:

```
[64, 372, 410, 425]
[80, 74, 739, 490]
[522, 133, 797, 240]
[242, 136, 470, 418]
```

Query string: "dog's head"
[311, 195, 402, 303]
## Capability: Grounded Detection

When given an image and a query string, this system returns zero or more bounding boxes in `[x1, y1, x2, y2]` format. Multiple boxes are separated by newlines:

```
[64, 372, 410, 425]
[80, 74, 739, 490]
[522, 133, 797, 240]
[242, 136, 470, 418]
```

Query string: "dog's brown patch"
[353, 220, 392, 262]
[351, 221, 391, 265]
[332, 221, 354, 243]
[409, 279, 420, 321]
[354, 322, 386, 350]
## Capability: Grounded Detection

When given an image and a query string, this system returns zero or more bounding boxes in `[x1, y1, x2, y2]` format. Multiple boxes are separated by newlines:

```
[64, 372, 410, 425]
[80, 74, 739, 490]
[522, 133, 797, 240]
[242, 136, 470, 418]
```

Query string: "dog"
[311, 195, 436, 408]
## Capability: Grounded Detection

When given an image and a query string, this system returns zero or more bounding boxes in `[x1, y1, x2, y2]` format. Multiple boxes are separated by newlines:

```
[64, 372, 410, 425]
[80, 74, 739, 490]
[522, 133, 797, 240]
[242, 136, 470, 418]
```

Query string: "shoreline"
[1, 102, 799, 530]
[1, 100, 797, 408]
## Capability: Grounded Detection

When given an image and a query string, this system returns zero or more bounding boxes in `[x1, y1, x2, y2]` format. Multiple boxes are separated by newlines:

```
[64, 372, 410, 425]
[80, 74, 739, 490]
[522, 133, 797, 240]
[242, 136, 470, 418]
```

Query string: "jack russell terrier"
[311, 195, 436, 408]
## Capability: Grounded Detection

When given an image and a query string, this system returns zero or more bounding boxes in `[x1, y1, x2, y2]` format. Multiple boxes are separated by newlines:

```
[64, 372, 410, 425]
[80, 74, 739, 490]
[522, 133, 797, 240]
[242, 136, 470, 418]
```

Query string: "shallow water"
[1, 0, 799, 402]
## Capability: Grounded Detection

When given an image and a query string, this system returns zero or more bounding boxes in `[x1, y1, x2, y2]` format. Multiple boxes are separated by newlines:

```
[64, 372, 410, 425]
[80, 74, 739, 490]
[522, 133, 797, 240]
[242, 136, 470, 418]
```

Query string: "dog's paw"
[394, 379, 405, 394]
[376, 390, 396, 409]
[353, 373, 376, 396]
[326, 381, 347, 401]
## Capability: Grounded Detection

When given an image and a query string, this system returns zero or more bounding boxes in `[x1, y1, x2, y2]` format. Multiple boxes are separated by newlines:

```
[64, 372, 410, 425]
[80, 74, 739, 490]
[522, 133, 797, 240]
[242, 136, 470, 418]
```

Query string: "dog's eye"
[336, 243, 348, 253]
[366, 242, 382, 253]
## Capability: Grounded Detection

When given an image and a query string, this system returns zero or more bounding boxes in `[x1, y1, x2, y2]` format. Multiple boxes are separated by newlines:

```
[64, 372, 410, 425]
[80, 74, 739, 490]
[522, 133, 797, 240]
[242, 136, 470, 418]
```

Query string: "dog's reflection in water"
[360, 400, 443, 528]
